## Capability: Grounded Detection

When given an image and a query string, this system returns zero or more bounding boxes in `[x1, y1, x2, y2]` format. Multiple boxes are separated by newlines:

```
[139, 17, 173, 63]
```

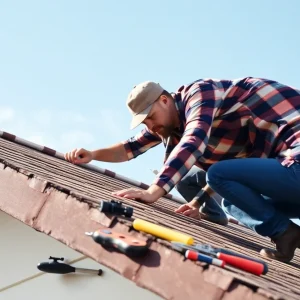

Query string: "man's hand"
[112, 184, 165, 203]
[64, 148, 93, 164]
[175, 199, 201, 219]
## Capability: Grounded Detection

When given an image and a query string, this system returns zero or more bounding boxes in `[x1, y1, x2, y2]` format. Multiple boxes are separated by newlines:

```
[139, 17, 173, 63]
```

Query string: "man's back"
[174, 77, 300, 168]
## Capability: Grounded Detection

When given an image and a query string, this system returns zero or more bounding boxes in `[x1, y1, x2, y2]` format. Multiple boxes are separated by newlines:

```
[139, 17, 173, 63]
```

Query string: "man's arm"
[114, 81, 227, 204]
[64, 142, 128, 164]
[65, 128, 161, 164]
[93, 127, 162, 162]
[91, 143, 128, 162]
[152, 80, 225, 193]
[122, 128, 162, 160]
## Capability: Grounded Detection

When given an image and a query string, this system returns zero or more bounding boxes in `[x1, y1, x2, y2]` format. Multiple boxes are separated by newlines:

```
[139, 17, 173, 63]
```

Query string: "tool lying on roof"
[171, 242, 268, 276]
[99, 200, 133, 218]
[133, 219, 194, 245]
[37, 257, 103, 276]
[185, 250, 225, 267]
[194, 243, 268, 272]
[86, 228, 149, 257]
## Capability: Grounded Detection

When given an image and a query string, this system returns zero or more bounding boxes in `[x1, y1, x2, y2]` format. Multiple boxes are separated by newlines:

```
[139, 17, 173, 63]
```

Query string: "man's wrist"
[147, 184, 166, 199]
[192, 189, 211, 206]
[90, 150, 97, 160]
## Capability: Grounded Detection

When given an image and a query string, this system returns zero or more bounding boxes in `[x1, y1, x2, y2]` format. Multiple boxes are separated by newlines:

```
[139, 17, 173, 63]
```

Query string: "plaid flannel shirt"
[122, 77, 300, 193]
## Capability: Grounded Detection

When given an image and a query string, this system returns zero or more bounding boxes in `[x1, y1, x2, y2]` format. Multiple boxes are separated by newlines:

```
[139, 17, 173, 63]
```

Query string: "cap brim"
[130, 104, 153, 130]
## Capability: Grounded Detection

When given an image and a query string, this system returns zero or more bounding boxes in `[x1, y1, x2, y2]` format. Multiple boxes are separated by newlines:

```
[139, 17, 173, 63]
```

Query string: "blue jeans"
[176, 166, 228, 221]
[206, 158, 300, 238]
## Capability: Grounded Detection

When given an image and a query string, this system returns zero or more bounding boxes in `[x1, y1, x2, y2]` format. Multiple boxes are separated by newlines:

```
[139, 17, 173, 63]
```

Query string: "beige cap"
[126, 81, 164, 129]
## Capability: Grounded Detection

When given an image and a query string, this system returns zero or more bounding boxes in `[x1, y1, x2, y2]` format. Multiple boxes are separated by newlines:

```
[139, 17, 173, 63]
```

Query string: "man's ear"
[160, 95, 168, 104]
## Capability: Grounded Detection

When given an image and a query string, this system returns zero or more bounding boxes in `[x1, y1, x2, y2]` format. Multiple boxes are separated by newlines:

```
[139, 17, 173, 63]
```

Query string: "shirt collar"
[171, 92, 185, 135]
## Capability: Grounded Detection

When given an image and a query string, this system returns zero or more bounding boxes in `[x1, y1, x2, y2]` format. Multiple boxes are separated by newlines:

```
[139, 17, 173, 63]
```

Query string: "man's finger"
[175, 204, 189, 213]
[70, 149, 77, 163]
[112, 189, 138, 197]
[123, 192, 140, 199]
[182, 209, 194, 216]
[185, 210, 200, 219]
[183, 208, 198, 218]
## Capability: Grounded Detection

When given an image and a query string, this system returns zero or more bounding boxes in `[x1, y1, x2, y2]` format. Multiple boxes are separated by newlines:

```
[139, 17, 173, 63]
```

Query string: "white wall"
[0, 211, 161, 300]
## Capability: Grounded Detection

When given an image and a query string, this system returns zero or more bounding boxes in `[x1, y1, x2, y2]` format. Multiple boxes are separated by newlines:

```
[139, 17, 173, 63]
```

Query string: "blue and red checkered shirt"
[122, 77, 300, 193]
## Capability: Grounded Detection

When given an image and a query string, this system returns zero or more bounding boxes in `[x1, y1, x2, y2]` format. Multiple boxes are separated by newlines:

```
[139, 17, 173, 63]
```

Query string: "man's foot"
[260, 222, 300, 263]
[199, 209, 228, 226]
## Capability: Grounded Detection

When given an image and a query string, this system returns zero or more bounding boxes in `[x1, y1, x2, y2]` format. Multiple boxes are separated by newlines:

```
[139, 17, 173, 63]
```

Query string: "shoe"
[199, 211, 228, 226]
[260, 222, 300, 263]
[199, 200, 228, 226]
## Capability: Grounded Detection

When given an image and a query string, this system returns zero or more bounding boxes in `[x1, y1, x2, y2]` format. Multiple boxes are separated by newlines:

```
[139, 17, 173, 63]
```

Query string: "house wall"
[0, 211, 161, 300]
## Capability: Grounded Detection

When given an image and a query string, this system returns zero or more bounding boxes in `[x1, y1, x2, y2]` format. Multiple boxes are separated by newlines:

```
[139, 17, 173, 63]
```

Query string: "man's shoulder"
[175, 78, 237, 97]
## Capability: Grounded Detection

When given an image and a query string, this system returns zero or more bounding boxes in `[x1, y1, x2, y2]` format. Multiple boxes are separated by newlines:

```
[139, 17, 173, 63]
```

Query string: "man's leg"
[222, 197, 300, 226]
[206, 158, 300, 262]
[176, 166, 228, 225]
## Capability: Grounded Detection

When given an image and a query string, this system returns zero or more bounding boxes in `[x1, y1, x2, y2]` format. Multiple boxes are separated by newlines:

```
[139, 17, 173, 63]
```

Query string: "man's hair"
[160, 90, 172, 99]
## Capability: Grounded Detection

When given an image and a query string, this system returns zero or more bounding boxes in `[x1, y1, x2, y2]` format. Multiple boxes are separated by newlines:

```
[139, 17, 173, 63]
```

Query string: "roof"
[0, 131, 300, 300]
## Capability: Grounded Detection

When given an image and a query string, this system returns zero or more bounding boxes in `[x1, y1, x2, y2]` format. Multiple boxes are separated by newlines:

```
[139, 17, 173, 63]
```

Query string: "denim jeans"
[206, 158, 300, 238]
[176, 166, 228, 221]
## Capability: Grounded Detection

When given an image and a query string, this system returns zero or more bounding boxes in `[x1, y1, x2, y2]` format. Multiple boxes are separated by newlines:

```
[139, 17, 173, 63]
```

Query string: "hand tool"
[99, 200, 133, 218]
[185, 250, 225, 267]
[194, 243, 268, 274]
[133, 219, 194, 245]
[37, 256, 103, 276]
[171, 242, 267, 276]
[85, 228, 149, 257]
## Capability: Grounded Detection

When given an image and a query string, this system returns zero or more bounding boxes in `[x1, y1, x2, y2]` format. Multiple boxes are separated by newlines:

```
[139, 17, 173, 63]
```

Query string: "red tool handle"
[217, 253, 264, 276]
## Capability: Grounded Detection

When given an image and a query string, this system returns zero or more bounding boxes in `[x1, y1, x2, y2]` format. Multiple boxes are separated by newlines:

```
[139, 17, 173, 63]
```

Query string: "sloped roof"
[0, 131, 300, 300]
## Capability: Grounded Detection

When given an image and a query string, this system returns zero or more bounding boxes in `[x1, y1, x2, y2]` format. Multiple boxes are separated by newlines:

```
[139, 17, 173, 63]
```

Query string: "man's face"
[142, 96, 175, 139]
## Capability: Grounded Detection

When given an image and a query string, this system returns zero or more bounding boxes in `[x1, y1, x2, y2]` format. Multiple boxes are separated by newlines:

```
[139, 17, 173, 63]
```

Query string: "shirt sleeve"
[152, 81, 224, 193]
[122, 128, 162, 160]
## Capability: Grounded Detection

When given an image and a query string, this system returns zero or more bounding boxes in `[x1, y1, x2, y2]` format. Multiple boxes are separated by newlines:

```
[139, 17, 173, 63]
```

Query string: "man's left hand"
[112, 184, 165, 203]
[175, 199, 201, 219]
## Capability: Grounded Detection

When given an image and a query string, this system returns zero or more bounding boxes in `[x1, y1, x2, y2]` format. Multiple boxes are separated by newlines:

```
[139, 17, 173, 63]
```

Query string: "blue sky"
[1, 0, 300, 198]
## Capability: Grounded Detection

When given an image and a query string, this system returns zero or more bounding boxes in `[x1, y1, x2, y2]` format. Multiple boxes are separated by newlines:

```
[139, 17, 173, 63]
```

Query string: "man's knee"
[176, 167, 207, 201]
[206, 161, 226, 187]
[175, 178, 189, 195]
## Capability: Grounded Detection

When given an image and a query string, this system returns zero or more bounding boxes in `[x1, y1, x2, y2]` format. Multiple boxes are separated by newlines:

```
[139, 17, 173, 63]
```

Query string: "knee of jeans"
[175, 178, 189, 194]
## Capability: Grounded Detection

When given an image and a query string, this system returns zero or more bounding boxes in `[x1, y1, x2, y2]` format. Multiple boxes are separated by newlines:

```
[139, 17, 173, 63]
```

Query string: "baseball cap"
[126, 81, 164, 129]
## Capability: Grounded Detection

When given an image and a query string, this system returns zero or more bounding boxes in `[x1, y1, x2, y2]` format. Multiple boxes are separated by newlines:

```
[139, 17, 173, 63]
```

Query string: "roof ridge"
[0, 130, 185, 204]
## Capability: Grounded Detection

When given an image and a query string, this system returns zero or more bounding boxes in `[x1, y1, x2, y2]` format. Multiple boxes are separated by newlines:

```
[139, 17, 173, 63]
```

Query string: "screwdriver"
[194, 243, 268, 275]
[185, 250, 225, 267]
[171, 242, 267, 276]
[195, 243, 268, 274]
[37, 257, 103, 276]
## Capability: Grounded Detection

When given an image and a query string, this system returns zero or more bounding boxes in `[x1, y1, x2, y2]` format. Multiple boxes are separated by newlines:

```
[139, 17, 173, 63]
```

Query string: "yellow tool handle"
[133, 219, 194, 245]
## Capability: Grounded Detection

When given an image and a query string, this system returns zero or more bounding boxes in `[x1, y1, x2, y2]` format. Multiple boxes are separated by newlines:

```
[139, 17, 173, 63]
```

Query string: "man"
[65, 77, 300, 263]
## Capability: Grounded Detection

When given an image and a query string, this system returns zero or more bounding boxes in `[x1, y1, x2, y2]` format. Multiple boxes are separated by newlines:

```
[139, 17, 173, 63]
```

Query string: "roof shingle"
[1, 133, 300, 300]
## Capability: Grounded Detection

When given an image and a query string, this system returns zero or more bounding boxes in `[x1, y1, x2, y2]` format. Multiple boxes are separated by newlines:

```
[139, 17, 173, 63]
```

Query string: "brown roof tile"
[1, 134, 300, 300]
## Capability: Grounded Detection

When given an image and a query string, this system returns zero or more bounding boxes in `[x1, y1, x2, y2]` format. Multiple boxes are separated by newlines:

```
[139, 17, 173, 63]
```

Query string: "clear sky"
[1, 0, 300, 199]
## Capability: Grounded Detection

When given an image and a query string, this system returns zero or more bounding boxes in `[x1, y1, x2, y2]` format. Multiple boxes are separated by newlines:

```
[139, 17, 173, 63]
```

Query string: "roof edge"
[0, 131, 185, 203]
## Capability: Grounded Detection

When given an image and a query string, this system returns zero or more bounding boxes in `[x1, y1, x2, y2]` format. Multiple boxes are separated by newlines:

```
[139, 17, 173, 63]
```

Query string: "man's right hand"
[64, 148, 93, 164]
